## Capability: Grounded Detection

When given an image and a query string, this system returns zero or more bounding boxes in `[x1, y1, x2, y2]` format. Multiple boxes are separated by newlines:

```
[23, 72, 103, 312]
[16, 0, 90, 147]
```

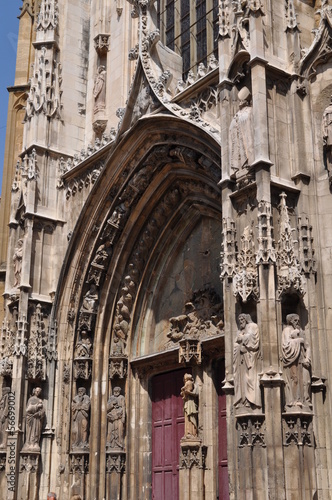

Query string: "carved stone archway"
[52, 116, 223, 499]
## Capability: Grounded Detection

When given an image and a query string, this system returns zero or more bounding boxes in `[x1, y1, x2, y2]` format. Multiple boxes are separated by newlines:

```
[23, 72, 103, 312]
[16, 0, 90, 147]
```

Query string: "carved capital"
[283, 414, 313, 447]
[20, 453, 40, 473]
[106, 451, 126, 473]
[70, 453, 89, 474]
[94, 34, 110, 55]
[237, 415, 265, 448]
[179, 440, 206, 470]
[109, 355, 128, 379]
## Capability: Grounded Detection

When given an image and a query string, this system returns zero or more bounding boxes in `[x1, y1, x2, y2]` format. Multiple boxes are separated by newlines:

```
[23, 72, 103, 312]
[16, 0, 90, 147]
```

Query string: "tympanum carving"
[282, 314, 312, 411]
[233, 314, 262, 411]
[165, 288, 224, 350]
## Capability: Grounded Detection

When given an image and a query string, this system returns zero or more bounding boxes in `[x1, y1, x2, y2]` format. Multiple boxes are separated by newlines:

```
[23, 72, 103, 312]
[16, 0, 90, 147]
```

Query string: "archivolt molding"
[55, 119, 221, 361]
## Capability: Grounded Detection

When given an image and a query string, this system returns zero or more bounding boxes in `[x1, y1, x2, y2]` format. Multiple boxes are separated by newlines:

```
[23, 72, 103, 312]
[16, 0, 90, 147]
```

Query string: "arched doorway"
[53, 116, 227, 499]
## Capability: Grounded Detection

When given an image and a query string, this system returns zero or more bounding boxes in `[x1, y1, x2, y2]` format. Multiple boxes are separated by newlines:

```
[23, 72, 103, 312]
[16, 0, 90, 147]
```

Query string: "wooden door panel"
[152, 368, 188, 500]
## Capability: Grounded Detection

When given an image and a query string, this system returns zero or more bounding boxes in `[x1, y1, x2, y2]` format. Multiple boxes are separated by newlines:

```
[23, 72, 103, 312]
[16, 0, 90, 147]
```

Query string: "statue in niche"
[322, 96, 332, 184]
[13, 239, 24, 287]
[233, 314, 261, 410]
[0, 387, 10, 449]
[71, 387, 91, 449]
[81, 284, 98, 313]
[93, 65, 106, 113]
[74, 330, 92, 358]
[106, 387, 126, 449]
[22, 387, 45, 452]
[229, 86, 254, 175]
[282, 314, 312, 409]
[181, 374, 198, 438]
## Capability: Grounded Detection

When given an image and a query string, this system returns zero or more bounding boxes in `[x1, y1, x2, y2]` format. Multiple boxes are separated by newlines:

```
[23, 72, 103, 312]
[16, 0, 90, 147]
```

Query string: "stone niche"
[135, 216, 223, 355]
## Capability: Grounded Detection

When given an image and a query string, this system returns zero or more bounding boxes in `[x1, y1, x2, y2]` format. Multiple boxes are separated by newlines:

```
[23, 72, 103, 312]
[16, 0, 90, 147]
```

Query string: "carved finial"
[285, 0, 299, 32]
[36, 0, 59, 31]
[219, 0, 231, 39]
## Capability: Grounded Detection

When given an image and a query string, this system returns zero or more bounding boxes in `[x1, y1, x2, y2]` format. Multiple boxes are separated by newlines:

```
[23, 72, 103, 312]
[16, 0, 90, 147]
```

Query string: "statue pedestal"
[106, 451, 126, 500]
[70, 451, 89, 499]
[18, 452, 40, 499]
[179, 438, 206, 500]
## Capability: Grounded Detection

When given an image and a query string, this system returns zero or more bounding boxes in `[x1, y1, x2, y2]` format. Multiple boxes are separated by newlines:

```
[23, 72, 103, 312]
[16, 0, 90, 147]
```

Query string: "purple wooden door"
[216, 358, 229, 500]
[152, 369, 187, 500]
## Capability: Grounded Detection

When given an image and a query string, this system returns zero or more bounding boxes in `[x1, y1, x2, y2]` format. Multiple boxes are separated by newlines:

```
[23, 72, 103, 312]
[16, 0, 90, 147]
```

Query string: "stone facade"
[0, 0, 331, 499]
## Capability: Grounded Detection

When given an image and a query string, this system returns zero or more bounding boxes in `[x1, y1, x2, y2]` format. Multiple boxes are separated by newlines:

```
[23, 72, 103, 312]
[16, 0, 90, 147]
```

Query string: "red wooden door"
[152, 368, 187, 500]
[216, 358, 229, 500]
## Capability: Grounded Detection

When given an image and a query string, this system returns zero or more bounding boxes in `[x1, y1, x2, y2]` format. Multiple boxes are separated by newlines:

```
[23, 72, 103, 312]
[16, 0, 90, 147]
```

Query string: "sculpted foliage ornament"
[233, 224, 258, 303]
[256, 201, 276, 265]
[36, 0, 59, 31]
[27, 304, 47, 382]
[0, 311, 17, 377]
[220, 218, 237, 279]
[276, 193, 306, 298]
[25, 47, 62, 121]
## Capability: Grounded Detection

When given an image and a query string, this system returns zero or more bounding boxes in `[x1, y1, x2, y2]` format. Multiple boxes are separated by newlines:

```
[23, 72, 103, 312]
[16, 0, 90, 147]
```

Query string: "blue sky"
[0, 2, 21, 195]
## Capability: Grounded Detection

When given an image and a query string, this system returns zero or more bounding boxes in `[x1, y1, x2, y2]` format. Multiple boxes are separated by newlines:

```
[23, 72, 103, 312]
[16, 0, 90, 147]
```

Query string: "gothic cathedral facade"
[0, 1, 331, 499]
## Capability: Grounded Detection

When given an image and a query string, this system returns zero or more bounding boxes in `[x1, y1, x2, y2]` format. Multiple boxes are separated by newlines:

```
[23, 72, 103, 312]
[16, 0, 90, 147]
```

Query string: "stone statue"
[71, 387, 91, 449]
[74, 330, 93, 358]
[229, 87, 254, 173]
[93, 65, 106, 113]
[0, 387, 10, 449]
[81, 285, 98, 313]
[282, 314, 312, 409]
[91, 241, 112, 266]
[233, 314, 261, 409]
[180, 374, 198, 438]
[106, 387, 126, 449]
[322, 96, 332, 182]
[13, 239, 23, 287]
[22, 387, 45, 452]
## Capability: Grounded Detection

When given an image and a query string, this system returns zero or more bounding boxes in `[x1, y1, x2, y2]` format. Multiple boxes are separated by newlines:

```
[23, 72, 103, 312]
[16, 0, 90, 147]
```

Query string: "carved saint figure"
[229, 87, 254, 173]
[91, 241, 112, 267]
[282, 314, 312, 409]
[22, 387, 45, 451]
[0, 387, 10, 449]
[71, 387, 91, 449]
[74, 330, 93, 358]
[13, 239, 24, 287]
[181, 374, 198, 438]
[106, 387, 126, 449]
[93, 65, 106, 113]
[322, 96, 332, 182]
[81, 285, 98, 313]
[233, 314, 261, 409]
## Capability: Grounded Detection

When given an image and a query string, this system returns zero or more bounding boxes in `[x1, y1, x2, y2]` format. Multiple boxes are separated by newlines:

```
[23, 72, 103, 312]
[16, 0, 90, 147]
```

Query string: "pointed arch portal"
[54, 116, 227, 499]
